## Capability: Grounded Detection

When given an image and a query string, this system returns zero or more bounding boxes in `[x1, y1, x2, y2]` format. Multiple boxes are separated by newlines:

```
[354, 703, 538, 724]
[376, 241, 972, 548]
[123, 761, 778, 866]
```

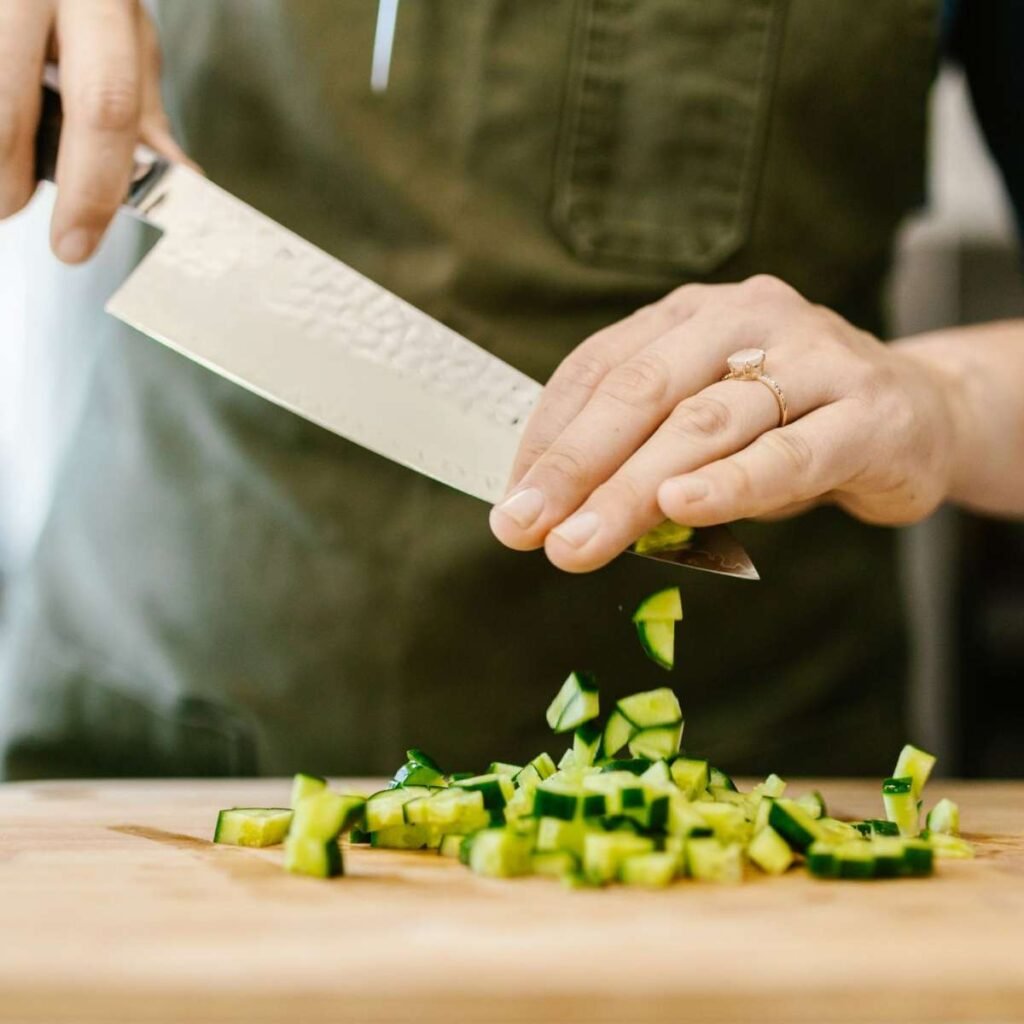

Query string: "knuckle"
[763, 430, 815, 476]
[539, 443, 591, 488]
[720, 459, 758, 503]
[659, 282, 707, 319]
[738, 273, 795, 304]
[600, 351, 672, 408]
[666, 396, 733, 442]
[78, 78, 140, 133]
[555, 348, 610, 394]
[596, 472, 649, 514]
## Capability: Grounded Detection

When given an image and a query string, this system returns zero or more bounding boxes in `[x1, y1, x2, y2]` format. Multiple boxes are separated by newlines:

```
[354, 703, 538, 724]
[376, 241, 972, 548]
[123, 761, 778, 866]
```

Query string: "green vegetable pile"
[214, 587, 975, 885]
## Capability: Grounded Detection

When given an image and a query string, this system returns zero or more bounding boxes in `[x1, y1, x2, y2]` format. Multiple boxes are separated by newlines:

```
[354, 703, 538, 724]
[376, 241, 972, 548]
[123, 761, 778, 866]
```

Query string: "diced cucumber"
[882, 776, 919, 837]
[746, 826, 794, 876]
[531, 850, 578, 878]
[534, 781, 581, 821]
[894, 744, 936, 801]
[620, 851, 678, 887]
[632, 521, 694, 556]
[512, 752, 557, 792]
[617, 688, 683, 729]
[583, 832, 656, 884]
[923, 831, 975, 859]
[870, 836, 906, 879]
[536, 816, 588, 858]
[214, 808, 293, 848]
[686, 838, 744, 883]
[629, 722, 684, 760]
[546, 671, 600, 733]
[451, 773, 516, 814]
[663, 834, 688, 874]
[666, 795, 711, 837]
[925, 797, 959, 835]
[752, 795, 772, 835]
[635, 619, 677, 671]
[602, 711, 635, 758]
[795, 791, 826, 820]
[633, 586, 684, 622]
[370, 824, 437, 850]
[599, 757, 652, 775]
[421, 789, 489, 835]
[708, 766, 737, 792]
[834, 840, 875, 880]
[488, 762, 522, 777]
[768, 798, 825, 852]
[817, 817, 863, 843]
[365, 787, 435, 831]
[439, 834, 466, 858]
[806, 841, 839, 879]
[900, 838, 934, 877]
[708, 785, 748, 807]
[391, 749, 447, 788]
[853, 818, 899, 837]
[403, 796, 430, 825]
[696, 802, 750, 844]
[670, 757, 709, 799]
[290, 773, 327, 809]
[292, 791, 365, 841]
[284, 836, 343, 878]
[572, 722, 603, 768]
[583, 772, 645, 817]
[750, 774, 787, 801]
[640, 759, 672, 787]
[468, 829, 533, 878]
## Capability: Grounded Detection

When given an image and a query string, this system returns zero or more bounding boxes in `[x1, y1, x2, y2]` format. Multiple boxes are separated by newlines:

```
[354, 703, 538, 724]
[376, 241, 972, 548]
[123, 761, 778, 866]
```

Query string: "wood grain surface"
[0, 778, 1021, 1024]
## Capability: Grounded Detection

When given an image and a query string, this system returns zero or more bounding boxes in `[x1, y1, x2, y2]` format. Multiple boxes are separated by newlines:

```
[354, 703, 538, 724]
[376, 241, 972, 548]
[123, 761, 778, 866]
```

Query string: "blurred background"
[1, 62, 1022, 778]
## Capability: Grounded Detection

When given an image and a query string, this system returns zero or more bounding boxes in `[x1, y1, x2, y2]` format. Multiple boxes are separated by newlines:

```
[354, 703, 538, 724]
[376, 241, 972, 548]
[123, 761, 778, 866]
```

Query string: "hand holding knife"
[32, 74, 759, 582]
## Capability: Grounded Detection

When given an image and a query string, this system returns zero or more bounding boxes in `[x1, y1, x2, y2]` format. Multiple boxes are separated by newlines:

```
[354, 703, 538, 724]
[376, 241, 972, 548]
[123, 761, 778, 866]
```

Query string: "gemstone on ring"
[725, 347, 767, 380]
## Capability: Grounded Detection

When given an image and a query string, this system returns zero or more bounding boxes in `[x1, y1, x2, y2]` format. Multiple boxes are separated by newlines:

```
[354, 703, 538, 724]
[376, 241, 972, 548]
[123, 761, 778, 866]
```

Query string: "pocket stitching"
[551, 0, 784, 273]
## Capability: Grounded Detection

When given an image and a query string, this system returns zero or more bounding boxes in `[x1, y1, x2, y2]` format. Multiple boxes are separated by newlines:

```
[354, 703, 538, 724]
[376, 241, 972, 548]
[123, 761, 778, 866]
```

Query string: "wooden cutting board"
[0, 778, 1021, 1023]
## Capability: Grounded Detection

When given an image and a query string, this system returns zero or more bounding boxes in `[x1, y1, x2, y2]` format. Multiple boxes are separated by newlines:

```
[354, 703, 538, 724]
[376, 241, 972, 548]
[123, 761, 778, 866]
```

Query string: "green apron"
[0, 0, 939, 780]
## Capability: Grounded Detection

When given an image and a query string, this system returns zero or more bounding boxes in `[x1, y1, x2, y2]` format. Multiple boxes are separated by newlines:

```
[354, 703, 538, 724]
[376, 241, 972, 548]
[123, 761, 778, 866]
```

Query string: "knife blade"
[34, 83, 758, 581]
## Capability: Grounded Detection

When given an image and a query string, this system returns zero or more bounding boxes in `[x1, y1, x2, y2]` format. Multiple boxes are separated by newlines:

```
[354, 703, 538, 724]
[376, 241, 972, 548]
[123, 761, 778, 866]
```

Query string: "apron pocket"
[551, 0, 783, 275]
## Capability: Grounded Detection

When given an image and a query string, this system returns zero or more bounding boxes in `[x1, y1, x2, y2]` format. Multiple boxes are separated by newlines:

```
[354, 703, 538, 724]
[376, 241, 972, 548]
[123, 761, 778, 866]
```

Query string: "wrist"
[893, 338, 979, 507]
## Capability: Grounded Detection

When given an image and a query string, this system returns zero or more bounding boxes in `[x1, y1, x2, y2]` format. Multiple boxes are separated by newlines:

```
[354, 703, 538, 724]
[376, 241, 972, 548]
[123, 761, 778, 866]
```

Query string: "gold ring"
[721, 347, 789, 428]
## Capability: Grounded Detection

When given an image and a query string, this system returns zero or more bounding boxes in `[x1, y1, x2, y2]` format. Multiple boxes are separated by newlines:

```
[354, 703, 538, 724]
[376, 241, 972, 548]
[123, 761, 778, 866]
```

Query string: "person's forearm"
[897, 320, 1024, 518]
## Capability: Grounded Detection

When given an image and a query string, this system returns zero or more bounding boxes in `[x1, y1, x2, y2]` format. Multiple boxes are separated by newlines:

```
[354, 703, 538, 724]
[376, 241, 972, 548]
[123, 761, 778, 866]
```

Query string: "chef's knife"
[34, 82, 757, 580]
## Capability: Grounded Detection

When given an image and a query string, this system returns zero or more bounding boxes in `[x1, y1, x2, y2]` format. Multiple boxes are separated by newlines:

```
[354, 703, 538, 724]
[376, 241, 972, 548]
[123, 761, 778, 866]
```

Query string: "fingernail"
[54, 228, 95, 264]
[665, 477, 710, 504]
[552, 510, 601, 548]
[495, 487, 545, 530]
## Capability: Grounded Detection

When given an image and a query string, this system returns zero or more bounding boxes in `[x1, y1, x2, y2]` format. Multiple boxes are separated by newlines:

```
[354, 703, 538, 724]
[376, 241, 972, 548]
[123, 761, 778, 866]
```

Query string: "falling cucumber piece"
[636, 619, 676, 670]
[633, 586, 683, 622]
[214, 808, 293, 848]
[632, 521, 694, 555]
[545, 671, 600, 733]
[632, 586, 682, 670]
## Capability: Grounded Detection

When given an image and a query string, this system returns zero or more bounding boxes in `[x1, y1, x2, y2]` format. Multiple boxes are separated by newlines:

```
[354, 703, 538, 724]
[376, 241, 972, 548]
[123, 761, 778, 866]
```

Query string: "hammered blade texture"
[107, 166, 540, 503]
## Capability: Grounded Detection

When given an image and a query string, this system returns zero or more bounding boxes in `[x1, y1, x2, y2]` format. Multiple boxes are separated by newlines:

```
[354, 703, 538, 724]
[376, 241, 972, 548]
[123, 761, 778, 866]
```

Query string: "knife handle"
[35, 76, 171, 210]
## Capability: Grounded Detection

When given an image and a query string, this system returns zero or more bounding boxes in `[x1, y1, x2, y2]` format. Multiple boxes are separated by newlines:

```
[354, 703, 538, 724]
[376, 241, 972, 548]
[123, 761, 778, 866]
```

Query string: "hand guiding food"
[490, 275, 959, 574]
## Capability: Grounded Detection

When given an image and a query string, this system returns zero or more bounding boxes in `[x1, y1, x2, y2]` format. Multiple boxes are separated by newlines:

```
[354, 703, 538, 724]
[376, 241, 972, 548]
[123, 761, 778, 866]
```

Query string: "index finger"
[505, 286, 708, 493]
[50, 0, 141, 263]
